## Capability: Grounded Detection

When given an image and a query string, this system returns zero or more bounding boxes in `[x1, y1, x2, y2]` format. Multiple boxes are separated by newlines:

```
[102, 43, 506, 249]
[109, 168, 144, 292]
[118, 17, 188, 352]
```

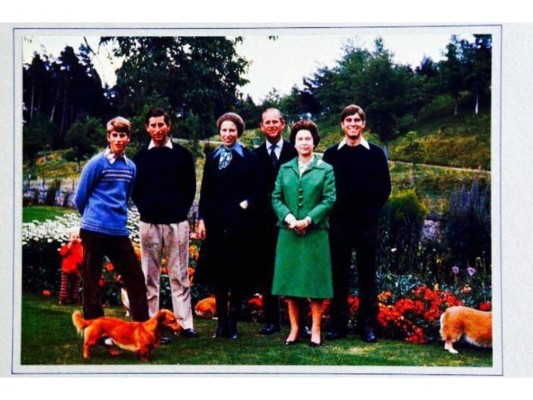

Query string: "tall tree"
[23, 54, 53, 123]
[461, 34, 492, 114]
[358, 39, 425, 153]
[438, 36, 466, 116]
[101, 36, 250, 138]
[23, 113, 55, 167]
[64, 117, 104, 171]
[23, 45, 110, 148]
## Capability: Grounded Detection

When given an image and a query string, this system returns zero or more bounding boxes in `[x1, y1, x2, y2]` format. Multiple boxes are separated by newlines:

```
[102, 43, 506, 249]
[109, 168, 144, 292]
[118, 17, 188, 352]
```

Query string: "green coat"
[271, 155, 336, 299]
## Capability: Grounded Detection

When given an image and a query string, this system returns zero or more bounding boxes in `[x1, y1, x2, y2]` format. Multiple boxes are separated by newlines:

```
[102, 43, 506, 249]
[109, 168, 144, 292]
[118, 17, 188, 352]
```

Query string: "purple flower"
[451, 266, 460, 275]
[467, 267, 476, 276]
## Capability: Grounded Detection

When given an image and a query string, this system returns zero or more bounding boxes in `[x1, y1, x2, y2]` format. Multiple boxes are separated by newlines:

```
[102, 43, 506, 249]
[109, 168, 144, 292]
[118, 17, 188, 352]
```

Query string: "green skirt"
[272, 228, 333, 299]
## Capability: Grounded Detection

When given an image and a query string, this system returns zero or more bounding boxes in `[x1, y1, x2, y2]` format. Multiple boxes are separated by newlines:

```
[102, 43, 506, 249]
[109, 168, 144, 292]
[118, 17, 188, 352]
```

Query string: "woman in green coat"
[271, 120, 336, 347]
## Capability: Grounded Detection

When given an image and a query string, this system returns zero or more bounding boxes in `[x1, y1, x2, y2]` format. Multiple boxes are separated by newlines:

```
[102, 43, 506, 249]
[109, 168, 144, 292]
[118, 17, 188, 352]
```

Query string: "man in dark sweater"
[132, 107, 198, 339]
[322, 104, 391, 343]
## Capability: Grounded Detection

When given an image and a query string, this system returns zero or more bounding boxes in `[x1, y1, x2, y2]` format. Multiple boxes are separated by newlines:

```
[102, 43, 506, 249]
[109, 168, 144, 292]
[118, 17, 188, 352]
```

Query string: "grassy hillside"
[23, 95, 491, 214]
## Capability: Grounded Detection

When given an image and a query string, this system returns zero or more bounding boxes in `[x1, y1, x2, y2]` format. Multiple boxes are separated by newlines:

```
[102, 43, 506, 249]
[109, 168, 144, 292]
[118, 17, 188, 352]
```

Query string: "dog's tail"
[72, 310, 89, 336]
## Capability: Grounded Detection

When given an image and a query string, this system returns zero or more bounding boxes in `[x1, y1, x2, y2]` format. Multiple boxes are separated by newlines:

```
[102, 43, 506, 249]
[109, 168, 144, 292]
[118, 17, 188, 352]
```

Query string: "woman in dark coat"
[271, 120, 336, 347]
[195, 112, 263, 339]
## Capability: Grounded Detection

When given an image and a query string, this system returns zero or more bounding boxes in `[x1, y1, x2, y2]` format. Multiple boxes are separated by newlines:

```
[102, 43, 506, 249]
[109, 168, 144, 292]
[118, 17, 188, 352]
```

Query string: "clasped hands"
[288, 217, 311, 236]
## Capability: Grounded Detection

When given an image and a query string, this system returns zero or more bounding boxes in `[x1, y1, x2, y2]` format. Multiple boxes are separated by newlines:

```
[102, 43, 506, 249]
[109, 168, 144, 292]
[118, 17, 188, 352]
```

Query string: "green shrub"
[44, 179, 61, 206]
[22, 239, 62, 294]
[378, 189, 427, 274]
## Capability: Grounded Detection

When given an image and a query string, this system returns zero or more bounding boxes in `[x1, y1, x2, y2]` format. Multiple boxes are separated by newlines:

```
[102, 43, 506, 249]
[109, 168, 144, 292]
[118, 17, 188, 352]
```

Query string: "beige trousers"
[139, 221, 194, 329]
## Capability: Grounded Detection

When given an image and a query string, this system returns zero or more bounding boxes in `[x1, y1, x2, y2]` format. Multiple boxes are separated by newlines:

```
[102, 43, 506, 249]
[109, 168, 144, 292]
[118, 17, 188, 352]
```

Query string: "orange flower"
[161, 267, 168, 275]
[106, 262, 114, 272]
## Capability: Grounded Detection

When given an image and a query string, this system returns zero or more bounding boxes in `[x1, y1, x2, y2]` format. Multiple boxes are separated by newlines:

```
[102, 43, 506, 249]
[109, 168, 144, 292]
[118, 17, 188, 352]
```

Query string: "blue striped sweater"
[75, 152, 136, 236]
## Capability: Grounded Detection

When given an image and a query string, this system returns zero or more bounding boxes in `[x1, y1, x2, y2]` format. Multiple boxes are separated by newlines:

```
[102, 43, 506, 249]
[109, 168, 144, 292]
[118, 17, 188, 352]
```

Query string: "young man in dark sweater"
[132, 108, 198, 339]
[322, 104, 391, 343]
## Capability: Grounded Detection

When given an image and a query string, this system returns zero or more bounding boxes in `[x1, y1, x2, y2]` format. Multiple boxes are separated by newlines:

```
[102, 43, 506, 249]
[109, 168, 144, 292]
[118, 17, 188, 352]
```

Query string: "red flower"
[479, 301, 491, 311]
[42, 289, 51, 297]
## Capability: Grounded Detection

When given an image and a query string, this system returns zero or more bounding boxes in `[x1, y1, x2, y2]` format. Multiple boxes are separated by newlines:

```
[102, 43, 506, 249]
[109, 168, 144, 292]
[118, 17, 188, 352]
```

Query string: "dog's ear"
[157, 311, 167, 324]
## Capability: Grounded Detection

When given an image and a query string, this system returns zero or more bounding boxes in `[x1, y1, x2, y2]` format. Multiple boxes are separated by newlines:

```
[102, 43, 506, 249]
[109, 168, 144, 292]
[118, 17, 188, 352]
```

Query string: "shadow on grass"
[20, 293, 492, 369]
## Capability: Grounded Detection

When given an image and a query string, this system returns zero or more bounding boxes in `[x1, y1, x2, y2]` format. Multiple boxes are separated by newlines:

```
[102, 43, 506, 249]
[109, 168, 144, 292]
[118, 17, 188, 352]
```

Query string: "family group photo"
[18, 28, 496, 374]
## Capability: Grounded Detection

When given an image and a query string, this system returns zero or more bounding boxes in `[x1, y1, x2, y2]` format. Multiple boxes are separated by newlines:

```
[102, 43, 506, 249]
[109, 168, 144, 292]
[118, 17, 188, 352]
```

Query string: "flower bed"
[22, 207, 491, 343]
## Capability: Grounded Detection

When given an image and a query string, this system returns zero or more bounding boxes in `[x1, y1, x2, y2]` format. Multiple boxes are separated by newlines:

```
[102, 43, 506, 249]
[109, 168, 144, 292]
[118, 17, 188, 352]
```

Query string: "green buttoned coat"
[271, 155, 336, 299]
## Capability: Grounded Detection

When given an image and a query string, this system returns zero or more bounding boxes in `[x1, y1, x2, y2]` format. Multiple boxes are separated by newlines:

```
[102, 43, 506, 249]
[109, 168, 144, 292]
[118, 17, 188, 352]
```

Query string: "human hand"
[293, 219, 310, 235]
[197, 220, 207, 240]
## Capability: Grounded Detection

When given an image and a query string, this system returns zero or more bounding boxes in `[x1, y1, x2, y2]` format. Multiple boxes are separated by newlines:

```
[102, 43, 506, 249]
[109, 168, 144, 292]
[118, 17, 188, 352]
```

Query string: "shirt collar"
[104, 147, 131, 165]
[214, 141, 244, 158]
[266, 137, 284, 151]
[148, 137, 173, 150]
[337, 137, 370, 150]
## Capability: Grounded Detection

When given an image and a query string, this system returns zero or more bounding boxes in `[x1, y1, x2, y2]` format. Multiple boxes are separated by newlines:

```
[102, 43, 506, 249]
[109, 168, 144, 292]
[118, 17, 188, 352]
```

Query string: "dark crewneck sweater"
[322, 141, 391, 228]
[132, 144, 196, 224]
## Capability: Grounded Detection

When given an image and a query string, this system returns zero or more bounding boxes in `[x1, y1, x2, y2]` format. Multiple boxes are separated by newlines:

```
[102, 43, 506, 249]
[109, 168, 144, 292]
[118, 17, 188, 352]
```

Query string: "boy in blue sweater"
[75, 116, 149, 322]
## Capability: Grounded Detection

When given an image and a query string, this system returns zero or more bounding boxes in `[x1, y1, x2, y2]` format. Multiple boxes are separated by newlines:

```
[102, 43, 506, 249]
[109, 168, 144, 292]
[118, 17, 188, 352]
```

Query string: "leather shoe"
[309, 340, 322, 348]
[180, 328, 199, 338]
[299, 325, 311, 339]
[160, 336, 172, 345]
[325, 329, 346, 341]
[259, 323, 280, 335]
[361, 330, 378, 343]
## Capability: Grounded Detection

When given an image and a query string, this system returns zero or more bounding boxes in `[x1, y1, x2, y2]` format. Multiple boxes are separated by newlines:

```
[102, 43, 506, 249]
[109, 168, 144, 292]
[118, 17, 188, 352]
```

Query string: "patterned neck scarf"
[218, 146, 233, 170]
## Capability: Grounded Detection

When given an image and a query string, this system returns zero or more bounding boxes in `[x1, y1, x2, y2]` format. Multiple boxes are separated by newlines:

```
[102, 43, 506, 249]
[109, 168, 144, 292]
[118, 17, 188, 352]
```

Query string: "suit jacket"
[272, 155, 336, 230]
[254, 140, 297, 227]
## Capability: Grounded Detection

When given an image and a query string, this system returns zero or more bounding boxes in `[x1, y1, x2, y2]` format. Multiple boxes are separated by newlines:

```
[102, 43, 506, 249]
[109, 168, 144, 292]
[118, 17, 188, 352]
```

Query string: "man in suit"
[322, 104, 391, 343]
[253, 108, 309, 336]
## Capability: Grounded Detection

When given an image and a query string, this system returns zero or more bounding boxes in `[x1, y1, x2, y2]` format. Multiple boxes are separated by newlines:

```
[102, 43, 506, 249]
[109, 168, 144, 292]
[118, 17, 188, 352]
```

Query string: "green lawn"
[20, 293, 492, 369]
[23, 205, 76, 223]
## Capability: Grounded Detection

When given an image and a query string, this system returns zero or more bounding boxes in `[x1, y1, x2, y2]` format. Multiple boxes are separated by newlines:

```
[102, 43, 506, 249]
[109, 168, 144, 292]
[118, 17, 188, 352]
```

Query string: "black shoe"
[309, 340, 322, 348]
[160, 336, 172, 345]
[299, 325, 312, 339]
[326, 329, 346, 341]
[213, 325, 228, 338]
[259, 323, 280, 335]
[361, 330, 378, 343]
[180, 328, 199, 338]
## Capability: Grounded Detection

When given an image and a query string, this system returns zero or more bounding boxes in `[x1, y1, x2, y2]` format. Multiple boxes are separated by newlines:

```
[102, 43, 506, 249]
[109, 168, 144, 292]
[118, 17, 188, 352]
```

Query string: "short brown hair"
[340, 104, 366, 123]
[289, 120, 320, 147]
[106, 116, 131, 136]
[216, 112, 245, 137]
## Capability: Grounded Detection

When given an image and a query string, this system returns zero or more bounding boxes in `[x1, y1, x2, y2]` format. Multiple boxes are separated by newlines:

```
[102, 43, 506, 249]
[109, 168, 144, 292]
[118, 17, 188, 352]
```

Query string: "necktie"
[269, 144, 278, 166]
[218, 146, 233, 170]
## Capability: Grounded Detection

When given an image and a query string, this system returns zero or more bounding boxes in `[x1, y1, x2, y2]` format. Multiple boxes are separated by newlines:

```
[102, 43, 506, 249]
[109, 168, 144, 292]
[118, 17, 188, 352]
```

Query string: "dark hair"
[340, 104, 366, 122]
[106, 116, 131, 136]
[289, 120, 320, 147]
[144, 107, 170, 126]
[216, 112, 245, 137]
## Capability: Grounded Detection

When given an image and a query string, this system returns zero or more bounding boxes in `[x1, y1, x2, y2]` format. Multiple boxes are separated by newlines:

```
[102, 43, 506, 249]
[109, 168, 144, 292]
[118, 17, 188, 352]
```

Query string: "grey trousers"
[139, 221, 194, 329]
